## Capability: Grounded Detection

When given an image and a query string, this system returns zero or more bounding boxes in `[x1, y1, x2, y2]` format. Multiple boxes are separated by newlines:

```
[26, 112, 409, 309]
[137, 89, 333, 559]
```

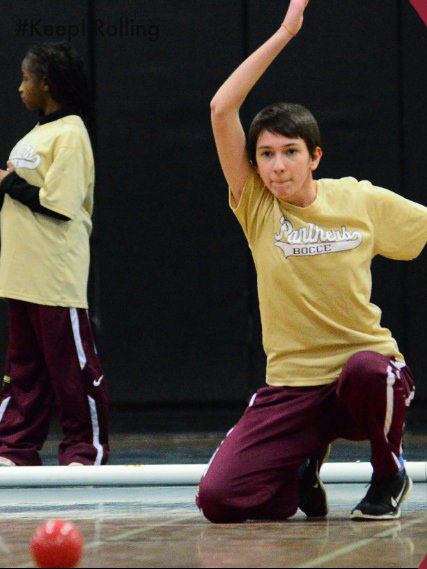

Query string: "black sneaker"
[299, 445, 331, 518]
[351, 471, 413, 521]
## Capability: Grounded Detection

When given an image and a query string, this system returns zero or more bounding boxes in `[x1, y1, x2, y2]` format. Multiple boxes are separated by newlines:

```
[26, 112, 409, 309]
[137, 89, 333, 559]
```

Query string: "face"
[19, 60, 48, 111]
[255, 130, 322, 207]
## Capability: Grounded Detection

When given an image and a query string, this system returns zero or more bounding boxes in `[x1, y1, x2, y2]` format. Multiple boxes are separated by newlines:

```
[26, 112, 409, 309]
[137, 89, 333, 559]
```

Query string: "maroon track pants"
[197, 351, 415, 523]
[0, 300, 110, 466]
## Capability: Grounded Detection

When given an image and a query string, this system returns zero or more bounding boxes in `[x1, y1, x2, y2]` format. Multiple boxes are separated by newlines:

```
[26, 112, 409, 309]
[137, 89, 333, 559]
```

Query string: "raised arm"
[210, 0, 310, 206]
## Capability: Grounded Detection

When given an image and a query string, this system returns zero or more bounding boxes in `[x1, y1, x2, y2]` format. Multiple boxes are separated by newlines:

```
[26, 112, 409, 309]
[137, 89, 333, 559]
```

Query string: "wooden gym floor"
[0, 409, 425, 568]
[0, 484, 425, 568]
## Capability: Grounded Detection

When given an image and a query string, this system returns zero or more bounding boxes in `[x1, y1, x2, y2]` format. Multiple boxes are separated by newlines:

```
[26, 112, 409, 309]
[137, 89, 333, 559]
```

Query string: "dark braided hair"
[24, 42, 93, 128]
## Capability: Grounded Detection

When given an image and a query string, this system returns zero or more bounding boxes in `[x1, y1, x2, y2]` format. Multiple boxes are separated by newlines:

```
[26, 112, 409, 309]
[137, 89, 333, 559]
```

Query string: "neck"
[42, 99, 63, 116]
[299, 179, 318, 208]
[286, 178, 317, 208]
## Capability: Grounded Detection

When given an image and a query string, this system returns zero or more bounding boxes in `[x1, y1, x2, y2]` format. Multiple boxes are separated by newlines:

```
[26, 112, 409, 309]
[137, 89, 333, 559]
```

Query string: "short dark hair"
[247, 102, 321, 164]
[24, 42, 92, 122]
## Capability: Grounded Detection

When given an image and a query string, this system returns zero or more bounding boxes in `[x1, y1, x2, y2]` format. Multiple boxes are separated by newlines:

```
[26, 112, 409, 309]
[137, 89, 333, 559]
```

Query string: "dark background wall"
[0, 0, 426, 410]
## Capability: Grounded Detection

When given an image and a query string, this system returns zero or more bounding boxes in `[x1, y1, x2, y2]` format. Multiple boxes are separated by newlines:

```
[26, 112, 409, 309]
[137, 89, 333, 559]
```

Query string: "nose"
[272, 155, 286, 173]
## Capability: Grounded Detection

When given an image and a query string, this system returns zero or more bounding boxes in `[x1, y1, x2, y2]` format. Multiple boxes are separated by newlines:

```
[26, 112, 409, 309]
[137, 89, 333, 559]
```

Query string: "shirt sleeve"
[363, 180, 427, 260]
[38, 135, 91, 220]
[229, 171, 274, 244]
[0, 171, 70, 221]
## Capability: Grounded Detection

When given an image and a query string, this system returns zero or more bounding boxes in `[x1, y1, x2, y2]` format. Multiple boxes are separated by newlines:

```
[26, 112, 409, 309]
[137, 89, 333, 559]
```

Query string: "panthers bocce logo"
[9, 143, 41, 170]
[274, 217, 363, 258]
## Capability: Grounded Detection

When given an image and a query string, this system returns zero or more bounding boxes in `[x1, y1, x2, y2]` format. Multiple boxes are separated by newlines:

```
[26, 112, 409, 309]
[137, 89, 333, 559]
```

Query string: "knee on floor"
[196, 482, 245, 524]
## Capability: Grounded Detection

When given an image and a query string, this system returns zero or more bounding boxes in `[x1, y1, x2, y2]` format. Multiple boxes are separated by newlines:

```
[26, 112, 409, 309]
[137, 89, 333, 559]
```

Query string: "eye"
[260, 151, 272, 158]
[286, 149, 297, 156]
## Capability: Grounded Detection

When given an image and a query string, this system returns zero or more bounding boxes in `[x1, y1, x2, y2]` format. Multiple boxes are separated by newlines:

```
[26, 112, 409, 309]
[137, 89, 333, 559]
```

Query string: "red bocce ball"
[31, 520, 83, 569]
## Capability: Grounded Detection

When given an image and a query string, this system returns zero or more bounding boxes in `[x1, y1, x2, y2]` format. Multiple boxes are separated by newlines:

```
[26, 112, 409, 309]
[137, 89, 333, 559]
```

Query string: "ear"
[250, 159, 259, 173]
[310, 147, 323, 172]
[40, 77, 49, 92]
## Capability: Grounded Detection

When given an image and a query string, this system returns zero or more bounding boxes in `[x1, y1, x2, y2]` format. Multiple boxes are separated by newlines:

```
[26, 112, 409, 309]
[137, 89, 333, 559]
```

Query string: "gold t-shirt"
[0, 115, 94, 308]
[231, 172, 427, 387]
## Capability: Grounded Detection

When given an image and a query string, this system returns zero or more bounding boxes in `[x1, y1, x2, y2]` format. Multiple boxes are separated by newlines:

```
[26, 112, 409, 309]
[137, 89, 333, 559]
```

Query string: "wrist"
[0, 171, 18, 192]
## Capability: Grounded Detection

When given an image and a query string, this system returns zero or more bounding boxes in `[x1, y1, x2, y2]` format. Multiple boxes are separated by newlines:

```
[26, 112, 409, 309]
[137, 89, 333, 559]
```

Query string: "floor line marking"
[16, 513, 202, 568]
[296, 514, 427, 569]
[102, 513, 201, 543]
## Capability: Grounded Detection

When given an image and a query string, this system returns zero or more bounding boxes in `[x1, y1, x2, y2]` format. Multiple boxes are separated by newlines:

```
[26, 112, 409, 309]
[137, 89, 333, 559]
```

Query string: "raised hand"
[282, 0, 310, 35]
[210, 0, 312, 205]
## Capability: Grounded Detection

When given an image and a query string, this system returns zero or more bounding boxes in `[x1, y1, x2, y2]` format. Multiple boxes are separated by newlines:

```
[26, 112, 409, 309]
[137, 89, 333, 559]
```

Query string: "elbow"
[210, 95, 229, 117]
[210, 98, 235, 120]
[210, 97, 221, 115]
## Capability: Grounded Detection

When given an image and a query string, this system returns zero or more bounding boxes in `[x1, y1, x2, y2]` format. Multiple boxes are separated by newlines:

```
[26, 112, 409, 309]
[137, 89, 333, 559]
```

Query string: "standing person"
[0, 42, 109, 467]
[197, 0, 424, 522]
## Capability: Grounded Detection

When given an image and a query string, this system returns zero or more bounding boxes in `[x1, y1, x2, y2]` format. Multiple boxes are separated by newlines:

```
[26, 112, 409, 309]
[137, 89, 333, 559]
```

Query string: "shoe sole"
[350, 476, 413, 521]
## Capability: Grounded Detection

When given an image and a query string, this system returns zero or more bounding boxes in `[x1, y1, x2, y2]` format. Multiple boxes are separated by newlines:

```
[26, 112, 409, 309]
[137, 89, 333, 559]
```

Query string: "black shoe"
[351, 471, 413, 521]
[299, 445, 331, 518]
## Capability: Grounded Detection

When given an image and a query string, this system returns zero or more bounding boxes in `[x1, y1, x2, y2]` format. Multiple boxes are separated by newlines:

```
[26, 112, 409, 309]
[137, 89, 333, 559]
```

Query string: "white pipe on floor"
[0, 462, 425, 487]
[322, 461, 426, 483]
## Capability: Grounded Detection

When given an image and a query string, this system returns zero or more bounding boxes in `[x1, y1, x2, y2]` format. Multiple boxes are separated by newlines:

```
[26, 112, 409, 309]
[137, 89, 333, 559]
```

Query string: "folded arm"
[0, 170, 70, 221]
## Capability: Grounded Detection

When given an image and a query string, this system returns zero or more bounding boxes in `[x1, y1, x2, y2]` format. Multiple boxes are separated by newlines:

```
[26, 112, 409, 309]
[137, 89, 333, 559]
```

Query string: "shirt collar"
[38, 107, 77, 125]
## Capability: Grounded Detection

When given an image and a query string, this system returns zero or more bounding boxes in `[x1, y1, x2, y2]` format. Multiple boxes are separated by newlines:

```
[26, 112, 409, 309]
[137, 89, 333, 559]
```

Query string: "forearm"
[211, 26, 294, 115]
[210, 0, 310, 114]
